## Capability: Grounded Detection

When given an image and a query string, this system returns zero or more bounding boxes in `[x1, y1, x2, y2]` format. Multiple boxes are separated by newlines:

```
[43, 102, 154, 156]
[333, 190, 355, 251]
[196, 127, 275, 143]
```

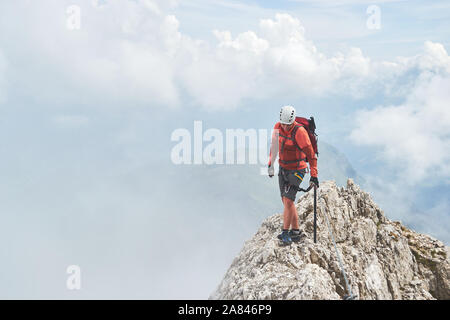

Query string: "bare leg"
[282, 197, 290, 230]
[284, 198, 298, 230]
[289, 200, 299, 229]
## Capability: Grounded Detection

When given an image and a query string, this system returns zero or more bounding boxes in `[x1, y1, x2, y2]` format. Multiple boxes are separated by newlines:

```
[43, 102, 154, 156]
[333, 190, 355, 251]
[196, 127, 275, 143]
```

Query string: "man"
[268, 105, 319, 245]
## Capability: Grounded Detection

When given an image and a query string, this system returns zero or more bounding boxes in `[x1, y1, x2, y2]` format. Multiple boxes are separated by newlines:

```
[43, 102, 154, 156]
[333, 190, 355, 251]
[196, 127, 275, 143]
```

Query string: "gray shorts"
[278, 167, 306, 201]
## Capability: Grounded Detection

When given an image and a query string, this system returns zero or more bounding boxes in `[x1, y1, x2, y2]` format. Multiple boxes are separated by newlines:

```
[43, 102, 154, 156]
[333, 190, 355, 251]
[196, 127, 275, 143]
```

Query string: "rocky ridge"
[210, 179, 449, 300]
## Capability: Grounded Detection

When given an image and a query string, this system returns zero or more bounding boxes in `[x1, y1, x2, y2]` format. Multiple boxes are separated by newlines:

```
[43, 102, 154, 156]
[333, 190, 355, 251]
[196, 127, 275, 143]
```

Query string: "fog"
[1, 0, 449, 299]
[0, 104, 365, 298]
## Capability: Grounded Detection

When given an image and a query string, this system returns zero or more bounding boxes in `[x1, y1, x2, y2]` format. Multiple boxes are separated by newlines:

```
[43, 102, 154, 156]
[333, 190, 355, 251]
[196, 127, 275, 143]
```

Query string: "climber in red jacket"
[268, 105, 319, 245]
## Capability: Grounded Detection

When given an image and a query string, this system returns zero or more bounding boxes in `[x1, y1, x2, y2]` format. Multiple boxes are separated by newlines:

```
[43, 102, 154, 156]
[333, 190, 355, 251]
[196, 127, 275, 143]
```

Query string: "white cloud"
[259, 13, 306, 46]
[417, 41, 450, 73]
[0, 2, 378, 109]
[0, 1, 185, 108]
[350, 42, 450, 183]
[1, 1, 448, 113]
[178, 13, 377, 108]
[214, 30, 269, 55]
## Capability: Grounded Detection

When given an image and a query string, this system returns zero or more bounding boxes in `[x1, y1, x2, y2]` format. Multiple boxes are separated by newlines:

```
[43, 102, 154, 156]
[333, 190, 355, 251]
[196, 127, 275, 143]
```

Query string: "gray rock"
[210, 180, 449, 300]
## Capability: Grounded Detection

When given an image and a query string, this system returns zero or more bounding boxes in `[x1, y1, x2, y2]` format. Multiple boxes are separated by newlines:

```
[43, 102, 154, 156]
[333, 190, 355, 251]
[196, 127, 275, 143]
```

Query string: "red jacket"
[268, 121, 318, 177]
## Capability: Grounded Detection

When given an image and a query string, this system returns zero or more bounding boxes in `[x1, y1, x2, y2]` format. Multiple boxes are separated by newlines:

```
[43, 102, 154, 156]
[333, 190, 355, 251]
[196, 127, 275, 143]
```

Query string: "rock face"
[210, 180, 450, 300]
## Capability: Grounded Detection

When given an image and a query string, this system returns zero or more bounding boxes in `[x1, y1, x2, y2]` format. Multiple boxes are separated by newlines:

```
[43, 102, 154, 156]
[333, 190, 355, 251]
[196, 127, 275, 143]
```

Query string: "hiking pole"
[313, 185, 317, 244]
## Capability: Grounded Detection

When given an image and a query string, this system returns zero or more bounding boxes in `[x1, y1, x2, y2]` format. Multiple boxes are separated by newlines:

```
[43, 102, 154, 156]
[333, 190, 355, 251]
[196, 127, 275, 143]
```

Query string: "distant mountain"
[165, 140, 365, 222]
[316, 141, 365, 187]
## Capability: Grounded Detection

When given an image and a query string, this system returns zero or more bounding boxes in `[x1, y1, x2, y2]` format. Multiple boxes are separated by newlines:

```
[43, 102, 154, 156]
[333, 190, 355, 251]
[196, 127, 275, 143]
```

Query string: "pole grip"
[297, 185, 313, 192]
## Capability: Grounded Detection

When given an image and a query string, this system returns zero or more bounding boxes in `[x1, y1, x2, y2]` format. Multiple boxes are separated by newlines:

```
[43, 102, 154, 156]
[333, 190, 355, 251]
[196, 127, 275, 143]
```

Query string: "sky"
[0, 0, 449, 299]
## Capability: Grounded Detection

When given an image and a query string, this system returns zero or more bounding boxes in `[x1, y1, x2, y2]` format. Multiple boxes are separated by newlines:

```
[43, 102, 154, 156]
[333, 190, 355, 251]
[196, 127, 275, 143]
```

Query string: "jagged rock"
[210, 179, 449, 300]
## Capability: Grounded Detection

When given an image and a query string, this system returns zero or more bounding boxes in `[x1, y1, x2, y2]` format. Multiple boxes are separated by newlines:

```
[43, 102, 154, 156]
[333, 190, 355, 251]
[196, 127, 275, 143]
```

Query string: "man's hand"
[309, 176, 319, 188]
[268, 165, 274, 178]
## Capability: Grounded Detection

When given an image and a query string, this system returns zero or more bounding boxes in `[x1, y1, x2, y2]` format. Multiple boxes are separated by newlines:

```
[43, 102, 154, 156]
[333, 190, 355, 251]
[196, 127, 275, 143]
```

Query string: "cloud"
[178, 14, 449, 109]
[0, 2, 387, 110]
[4, 1, 448, 112]
[350, 42, 450, 184]
[0, 1, 185, 108]
[178, 13, 378, 109]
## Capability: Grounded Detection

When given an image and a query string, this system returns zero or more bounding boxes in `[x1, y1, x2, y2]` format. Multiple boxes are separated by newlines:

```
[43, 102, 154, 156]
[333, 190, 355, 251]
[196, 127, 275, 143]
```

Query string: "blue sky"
[0, 0, 449, 298]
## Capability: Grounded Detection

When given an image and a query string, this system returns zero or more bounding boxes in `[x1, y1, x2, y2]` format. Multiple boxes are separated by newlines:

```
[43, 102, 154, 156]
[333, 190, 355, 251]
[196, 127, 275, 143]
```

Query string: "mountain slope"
[210, 179, 449, 300]
[317, 141, 364, 187]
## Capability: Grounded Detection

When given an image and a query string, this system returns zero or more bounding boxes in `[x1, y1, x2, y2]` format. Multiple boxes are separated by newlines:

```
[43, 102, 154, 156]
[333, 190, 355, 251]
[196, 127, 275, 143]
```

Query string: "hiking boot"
[279, 230, 292, 246]
[290, 230, 302, 242]
[277, 231, 287, 240]
[277, 230, 302, 242]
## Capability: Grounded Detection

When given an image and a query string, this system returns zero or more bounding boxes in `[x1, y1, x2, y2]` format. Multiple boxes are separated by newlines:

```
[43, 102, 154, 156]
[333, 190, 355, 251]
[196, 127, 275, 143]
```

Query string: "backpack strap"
[279, 125, 307, 166]
[291, 125, 303, 152]
[284, 125, 304, 154]
[279, 158, 306, 164]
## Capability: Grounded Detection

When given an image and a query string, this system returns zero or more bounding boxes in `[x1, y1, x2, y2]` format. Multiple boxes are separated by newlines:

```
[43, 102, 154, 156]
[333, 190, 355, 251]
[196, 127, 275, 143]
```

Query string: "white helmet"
[280, 105, 296, 124]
